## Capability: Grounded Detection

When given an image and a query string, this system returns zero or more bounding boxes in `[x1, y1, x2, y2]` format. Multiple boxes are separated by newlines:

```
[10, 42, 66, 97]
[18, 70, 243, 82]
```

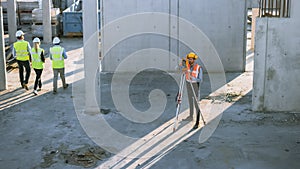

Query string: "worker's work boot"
[193, 123, 199, 129]
[182, 116, 193, 121]
[23, 84, 29, 90]
[63, 84, 69, 89]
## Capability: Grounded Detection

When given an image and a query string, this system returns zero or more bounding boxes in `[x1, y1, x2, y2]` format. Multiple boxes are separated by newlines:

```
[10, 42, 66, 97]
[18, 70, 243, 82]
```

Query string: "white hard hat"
[33, 37, 40, 43]
[16, 30, 24, 37]
[53, 37, 60, 44]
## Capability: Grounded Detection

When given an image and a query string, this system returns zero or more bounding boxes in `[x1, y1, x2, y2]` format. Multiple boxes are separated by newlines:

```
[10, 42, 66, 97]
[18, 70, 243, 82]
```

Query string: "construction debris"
[40, 144, 111, 168]
[205, 92, 242, 103]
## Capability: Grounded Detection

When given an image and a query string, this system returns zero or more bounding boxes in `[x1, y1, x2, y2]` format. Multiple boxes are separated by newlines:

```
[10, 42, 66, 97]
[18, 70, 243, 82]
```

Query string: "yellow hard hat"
[186, 52, 198, 59]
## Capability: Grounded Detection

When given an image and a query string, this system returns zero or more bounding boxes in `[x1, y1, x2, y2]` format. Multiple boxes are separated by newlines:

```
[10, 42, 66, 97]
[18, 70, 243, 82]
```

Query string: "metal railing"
[259, 0, 291, 17]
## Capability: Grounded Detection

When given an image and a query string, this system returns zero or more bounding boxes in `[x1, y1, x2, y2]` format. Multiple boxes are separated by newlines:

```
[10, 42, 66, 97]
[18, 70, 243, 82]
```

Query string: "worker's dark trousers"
[33, 68, 43, 90]
[186, 81, 201, 125]
[17, 60, 31, 86]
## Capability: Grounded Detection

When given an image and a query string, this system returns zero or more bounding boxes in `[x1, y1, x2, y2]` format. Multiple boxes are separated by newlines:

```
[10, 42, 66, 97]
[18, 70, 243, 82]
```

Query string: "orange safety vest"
[186, 63, 201, 82]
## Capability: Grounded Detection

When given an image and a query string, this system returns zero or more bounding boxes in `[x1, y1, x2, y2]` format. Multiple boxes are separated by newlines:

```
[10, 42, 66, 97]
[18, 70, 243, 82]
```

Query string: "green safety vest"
[13, 40, 30, 61]
[50, 46, 65, 69]
[31, 48, 44, 69]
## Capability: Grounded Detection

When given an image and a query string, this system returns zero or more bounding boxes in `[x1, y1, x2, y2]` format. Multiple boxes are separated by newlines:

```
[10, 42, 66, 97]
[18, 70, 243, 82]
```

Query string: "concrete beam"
[83, 0, 99, 112]
[7, 0, 17, 43]
[43, 0, 52, 43]
[0, 7, 7, 90]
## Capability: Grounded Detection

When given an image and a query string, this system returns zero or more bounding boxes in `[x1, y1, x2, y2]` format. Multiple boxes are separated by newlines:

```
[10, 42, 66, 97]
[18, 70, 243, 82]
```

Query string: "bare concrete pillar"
[7, 0, 17, 43]
[251, 8, 259, 50]
[43, 0, 52, 43]
[83, 0, 99, 112]
[0, 7, 7, 90]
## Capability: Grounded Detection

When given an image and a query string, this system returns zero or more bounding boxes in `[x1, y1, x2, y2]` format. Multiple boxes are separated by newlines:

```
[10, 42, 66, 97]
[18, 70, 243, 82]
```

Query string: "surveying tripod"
[173, 62, 206, 131]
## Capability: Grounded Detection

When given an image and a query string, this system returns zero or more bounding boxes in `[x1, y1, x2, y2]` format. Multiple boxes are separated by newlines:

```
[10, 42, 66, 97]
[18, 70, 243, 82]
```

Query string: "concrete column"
[43, 0, 52, 43]
[7, 0, 17, 43]
[252, 18, 268, 111]
[280, 0, 285, 18]
[0, 7, 7, 90]
[251, 8, 259, 50]
[83, 0, 99, 112]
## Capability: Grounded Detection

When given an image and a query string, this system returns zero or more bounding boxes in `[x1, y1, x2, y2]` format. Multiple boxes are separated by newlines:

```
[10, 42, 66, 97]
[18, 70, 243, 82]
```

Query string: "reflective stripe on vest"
[14, 41, 30, 61]
[186, 64, 201, 82]
[31, 48, 44, 69]
[50, 46, 64, 69]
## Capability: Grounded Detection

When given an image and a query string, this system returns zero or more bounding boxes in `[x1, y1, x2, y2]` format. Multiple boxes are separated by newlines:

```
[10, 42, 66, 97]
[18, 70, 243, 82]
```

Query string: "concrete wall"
[101, 0, 247, 72]
[253, 1, 300, 111]
[178, 0, 247, 72]
[246, 0, 260, 8]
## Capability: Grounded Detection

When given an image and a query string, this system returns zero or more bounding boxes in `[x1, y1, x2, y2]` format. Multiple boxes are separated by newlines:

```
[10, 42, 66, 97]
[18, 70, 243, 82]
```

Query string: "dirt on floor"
[1, 34, 299, 169]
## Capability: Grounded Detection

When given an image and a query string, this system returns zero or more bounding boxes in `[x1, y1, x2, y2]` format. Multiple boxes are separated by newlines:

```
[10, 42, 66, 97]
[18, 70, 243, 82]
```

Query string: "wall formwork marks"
[101, 0, 247, 72]
[252, 1, 300, 111]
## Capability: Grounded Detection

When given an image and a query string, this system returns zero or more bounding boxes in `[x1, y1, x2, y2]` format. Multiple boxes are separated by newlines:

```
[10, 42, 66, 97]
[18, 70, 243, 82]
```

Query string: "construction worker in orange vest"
[182, 52, 203, 129]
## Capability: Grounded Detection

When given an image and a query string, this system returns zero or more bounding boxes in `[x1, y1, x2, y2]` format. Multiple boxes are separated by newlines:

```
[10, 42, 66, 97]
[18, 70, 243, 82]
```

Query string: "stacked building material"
[16, 0, 39, 24]
[1, 0, 39, 31]
[31, 8, 60, 37]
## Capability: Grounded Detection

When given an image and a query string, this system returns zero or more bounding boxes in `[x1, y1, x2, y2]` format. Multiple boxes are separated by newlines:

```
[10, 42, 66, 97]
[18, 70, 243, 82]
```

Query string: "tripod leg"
[173, 73, 186, 131]
[189, 81, 206, 126]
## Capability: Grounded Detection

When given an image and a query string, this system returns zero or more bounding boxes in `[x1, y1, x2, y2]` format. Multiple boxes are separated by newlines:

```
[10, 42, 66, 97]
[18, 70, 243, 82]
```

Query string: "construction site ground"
[0, 35, 299, 169]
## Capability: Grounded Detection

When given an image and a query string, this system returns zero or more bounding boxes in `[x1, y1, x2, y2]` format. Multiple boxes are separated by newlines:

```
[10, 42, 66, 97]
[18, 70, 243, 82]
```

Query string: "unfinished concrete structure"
[252, 0, 300, 111]
[2, 0, 298, 111]
[0, 1, 299, 168]
[83, 0, 99, 112]
[101, 0, 251, 72]
[99, 0, 300, 111]
[6, 0, 17, 43]
[42, 0, 52, 43]
[0, 7, 7, 90]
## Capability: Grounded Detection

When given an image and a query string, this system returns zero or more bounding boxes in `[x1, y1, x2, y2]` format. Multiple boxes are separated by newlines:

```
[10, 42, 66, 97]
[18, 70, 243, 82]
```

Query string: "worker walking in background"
[49, 37, 68, 94]
[12, 30, 31, 90]
[31, 37, 45, 95]
[183, 52, 203, 129]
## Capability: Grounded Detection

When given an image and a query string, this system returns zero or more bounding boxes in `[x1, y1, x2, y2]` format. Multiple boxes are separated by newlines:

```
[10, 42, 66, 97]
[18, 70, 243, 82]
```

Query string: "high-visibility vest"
[186, 63, 201, 82]
[50, 46, 65, 69]
[31, 48, 44, 69]
[13, 40, 30, 61]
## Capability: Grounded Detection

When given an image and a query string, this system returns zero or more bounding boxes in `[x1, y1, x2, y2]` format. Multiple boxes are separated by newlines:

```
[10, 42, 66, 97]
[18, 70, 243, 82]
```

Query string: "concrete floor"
[0, 36, 299, 169]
